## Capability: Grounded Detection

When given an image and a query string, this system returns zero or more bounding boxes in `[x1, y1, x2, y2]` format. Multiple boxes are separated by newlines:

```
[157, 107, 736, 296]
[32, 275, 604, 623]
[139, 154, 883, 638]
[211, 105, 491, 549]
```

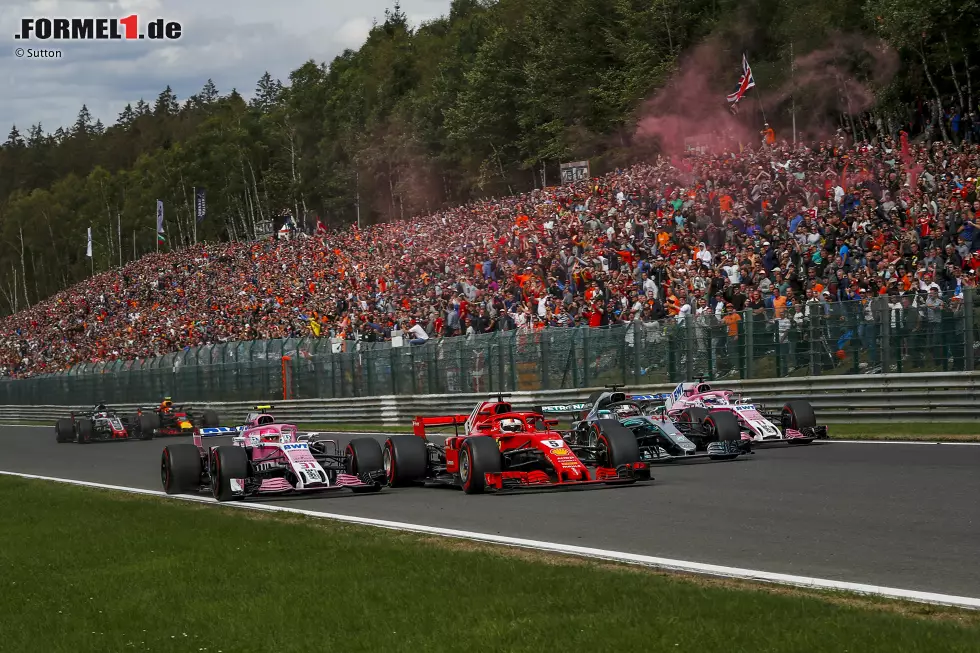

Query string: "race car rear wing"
[197, 426, 245, 437]
[412, 415, 468, 438]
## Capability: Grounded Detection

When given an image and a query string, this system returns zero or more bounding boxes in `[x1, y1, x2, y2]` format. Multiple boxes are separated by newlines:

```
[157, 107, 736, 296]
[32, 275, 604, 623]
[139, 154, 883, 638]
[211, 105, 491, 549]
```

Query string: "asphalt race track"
[2, 425, 978, 599]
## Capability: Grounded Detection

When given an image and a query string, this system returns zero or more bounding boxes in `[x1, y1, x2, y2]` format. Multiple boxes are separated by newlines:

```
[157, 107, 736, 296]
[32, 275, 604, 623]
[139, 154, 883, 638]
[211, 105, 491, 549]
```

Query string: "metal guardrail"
[3, 372, 978, 426]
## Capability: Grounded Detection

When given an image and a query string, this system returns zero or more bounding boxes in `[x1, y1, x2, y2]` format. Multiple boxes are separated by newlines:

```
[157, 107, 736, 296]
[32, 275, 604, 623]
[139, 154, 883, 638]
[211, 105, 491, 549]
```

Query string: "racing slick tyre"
[210, 446, 249, 502]
[75, 418, 93, 444]
[345, 438, 384, 475]
[55, 418, 74, 444]
[138, 412, 159, 439]
[161, 444, 203, 494]
[704, 411, 741, 441]
[200, 409, 220, 429]
[592, 419, 641, 468]
[459, 436, 502, 495]
[680, 406, 709, 428]
[135, 413, 154, 440]
[781, 400, 816, 431]
[383, 435, 428, 487]
[704, 411, 742, 460]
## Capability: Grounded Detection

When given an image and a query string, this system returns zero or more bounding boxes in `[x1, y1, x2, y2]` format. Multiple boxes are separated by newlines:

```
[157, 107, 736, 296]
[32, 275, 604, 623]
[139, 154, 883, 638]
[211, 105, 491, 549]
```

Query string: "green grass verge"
[1, 476, 979, 653]
[825, 422, 980, 440]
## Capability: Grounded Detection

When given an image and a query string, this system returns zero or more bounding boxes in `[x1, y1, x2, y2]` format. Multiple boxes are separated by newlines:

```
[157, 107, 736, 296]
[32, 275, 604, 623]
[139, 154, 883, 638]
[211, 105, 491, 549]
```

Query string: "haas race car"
[383, 394, 650, 494]
[55, 403, 145, 444]
[160, 410, 386, 501]
[133, 397, 220, 438]
[542, 386, 749, 463]
[658, 379, 829, 446]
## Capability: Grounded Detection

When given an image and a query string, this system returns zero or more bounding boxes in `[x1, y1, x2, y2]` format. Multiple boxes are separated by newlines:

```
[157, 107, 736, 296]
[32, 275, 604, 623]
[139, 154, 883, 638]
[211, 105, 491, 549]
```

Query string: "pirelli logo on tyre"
[14, 15, 183, 41]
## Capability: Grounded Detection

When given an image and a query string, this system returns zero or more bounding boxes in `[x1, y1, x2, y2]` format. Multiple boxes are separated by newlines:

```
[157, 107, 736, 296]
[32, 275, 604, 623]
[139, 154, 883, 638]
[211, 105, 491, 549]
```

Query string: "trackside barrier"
[3, 371, 979, 426]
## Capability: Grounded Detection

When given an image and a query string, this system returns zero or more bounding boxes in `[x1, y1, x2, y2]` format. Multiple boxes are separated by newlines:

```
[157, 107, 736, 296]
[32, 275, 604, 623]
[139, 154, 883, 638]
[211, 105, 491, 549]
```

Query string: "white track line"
[1, 470, 977, 610]
[825, 440, 980, 446]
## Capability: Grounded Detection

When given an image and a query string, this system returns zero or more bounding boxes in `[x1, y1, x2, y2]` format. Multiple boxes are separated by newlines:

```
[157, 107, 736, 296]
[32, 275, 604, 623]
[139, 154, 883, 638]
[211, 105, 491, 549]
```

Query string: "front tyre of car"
[593, 419, 641, 468]
[210, 446, 249, 502]
[75, 418, 93, 444]
[459, 436, 501, 494]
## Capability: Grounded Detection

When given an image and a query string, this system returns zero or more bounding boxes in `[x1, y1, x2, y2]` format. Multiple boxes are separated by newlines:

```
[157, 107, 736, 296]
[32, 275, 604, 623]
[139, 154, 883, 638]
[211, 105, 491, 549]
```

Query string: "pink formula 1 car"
[160, 418, 386, 501]
[658, 379, 829, 446]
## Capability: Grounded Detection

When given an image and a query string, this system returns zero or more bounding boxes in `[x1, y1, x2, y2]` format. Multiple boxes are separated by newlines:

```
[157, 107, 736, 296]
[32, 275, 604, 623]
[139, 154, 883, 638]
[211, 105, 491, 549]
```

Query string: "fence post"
[879, 298, 891, 373]
[685, 316, 695, 380]
[965, 287, 975, 372]
[540, 331, 550, 390]
[633, 321, 643, 384]
[744, 310, 754, 379]
[583, 327, 591, 388]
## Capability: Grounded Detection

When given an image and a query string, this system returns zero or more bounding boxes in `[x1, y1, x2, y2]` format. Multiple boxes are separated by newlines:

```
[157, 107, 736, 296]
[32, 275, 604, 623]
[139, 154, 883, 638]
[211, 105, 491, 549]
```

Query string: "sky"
[0, 0, 453, 137]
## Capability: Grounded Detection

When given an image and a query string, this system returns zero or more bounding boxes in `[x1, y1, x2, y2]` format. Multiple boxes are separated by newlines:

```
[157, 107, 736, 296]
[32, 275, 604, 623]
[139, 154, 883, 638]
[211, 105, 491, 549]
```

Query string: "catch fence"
[2, 292, 977, 405]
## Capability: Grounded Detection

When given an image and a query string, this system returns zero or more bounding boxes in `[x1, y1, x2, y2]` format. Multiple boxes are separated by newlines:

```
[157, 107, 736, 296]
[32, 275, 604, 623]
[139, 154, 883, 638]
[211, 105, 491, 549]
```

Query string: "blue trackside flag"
[195, 187, 207, 224]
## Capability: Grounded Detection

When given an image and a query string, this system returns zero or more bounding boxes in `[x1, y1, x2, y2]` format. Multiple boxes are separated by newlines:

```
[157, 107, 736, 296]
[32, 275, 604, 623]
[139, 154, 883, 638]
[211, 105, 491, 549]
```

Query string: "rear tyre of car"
[680, 407, 709, 428]
[200, 409, 220, 428]
[345, 438, 384, 475]
[161, 444, 203, 494]
[593, 418, 641, 468]
[76, 418, 93, 444]
[55, 418, 74, 443]
[383, 436, 428, 487]
[210, 446, 249, 502]
[459, 436, 501, 494]
[782, 400, 816, 430]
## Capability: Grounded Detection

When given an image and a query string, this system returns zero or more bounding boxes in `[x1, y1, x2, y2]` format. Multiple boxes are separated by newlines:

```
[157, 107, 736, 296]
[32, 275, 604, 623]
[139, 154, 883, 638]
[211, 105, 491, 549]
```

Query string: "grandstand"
[1, 134, 978, 386]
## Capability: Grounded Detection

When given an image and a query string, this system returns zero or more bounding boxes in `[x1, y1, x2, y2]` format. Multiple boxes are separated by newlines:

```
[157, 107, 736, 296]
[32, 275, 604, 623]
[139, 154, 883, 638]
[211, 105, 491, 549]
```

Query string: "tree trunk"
[18, 226, 30, 308]
[660, 0, 673, 53]
[918, 44, 950, 141]
[964, 47, 974, 117]
[943, 33, 965, 111]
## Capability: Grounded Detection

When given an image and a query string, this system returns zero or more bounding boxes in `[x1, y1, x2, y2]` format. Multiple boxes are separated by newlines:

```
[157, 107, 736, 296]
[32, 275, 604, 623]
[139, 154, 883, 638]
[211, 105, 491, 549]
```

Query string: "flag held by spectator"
[194, 187, 207, 224]
[156, 200, 166, 244]
[726, 53, 756, 109]
[309, 318, 321, 337]
[86, 227, 92, 258]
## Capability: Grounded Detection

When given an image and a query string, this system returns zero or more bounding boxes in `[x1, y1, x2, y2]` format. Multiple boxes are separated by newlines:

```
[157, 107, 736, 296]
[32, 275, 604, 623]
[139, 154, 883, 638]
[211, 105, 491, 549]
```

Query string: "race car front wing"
[483, 462, 651, 492]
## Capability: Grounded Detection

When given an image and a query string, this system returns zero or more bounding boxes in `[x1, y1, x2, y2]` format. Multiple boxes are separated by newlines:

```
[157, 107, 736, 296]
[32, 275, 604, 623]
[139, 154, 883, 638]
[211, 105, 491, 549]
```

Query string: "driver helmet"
[614, 404, 640, 418]
[96, 403, 107, 412]
[499, 418, 522, 433]
[259, 429, 281, 443]
[161, 398, 173, 411]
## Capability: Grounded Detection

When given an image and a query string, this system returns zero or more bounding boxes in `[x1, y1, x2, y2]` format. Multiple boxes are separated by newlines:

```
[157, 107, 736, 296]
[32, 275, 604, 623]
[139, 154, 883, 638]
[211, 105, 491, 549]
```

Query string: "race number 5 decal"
[542, 439, 565, 449]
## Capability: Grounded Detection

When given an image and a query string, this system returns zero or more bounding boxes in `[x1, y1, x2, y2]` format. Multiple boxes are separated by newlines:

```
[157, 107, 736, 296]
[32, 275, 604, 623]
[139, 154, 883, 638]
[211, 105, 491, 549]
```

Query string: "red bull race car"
[382, 394, 650, 494]
[134, 397, 219, 438]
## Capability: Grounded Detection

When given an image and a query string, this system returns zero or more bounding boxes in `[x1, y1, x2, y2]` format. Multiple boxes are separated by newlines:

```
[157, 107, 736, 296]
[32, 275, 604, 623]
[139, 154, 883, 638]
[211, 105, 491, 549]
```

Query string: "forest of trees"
[0, 0, 977, 315]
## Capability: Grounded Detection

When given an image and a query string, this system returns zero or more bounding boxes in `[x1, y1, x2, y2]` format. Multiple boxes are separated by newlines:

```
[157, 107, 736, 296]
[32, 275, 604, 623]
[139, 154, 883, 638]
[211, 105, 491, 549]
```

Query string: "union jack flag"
[726, 54, 756, 109]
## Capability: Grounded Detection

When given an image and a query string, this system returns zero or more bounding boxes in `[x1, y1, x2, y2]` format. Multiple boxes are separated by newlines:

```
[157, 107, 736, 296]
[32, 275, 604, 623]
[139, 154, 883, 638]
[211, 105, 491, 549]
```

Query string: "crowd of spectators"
[2, 126, 979, 379]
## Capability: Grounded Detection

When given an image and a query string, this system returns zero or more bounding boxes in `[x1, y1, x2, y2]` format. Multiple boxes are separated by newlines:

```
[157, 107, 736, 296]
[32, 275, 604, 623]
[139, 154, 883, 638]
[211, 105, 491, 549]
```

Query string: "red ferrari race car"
[382, 394, 651, 494]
